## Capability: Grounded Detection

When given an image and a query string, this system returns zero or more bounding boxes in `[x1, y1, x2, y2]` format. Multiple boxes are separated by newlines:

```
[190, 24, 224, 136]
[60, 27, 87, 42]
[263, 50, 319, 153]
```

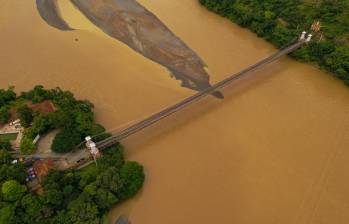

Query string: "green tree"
[51, 128, 82, 153]
[0, 163, 27, 183]
[119, 162, 145, 199]
[21, 194, 43, 220]
[0, 107, 10, 124]
[17, 105, 34, 128]
[0, 150, 11, 165]
[95, 188, 118, 210]
[67, 198, 100, 224]
[96, 167, 122, 194]
[75, 112, 94, 135]
[0, 87, 16, 108]
[42, 189, 63, 207]
[0, 140, 11, 151]
[97, 144, 124, 171]
[21, 85, 53, 103]
[29, 114, 55, 137]
[20, 136, 36, 154]
[0, 205, 16, 224]
[1, 180, 26, 202]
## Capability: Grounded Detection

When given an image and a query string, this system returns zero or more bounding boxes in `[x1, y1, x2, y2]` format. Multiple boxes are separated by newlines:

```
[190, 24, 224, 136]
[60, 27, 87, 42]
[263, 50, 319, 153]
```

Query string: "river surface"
[1, 1, 349, 224]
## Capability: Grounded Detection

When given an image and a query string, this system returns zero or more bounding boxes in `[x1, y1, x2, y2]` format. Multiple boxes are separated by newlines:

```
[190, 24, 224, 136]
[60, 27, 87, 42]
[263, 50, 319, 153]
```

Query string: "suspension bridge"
[94, 34, 310, 150]
[15, 32, 312, 167]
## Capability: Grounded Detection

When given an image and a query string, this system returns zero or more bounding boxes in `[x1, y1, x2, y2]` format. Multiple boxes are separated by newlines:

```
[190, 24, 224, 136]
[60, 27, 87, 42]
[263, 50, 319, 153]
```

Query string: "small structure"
[9, 119, 20, 126]
[85, 136, 101, 160]
[85, 136, 92, 146]
[299, 31, 307, 41]
[306, 34, 313, 43]
[33, 134, 41, 145]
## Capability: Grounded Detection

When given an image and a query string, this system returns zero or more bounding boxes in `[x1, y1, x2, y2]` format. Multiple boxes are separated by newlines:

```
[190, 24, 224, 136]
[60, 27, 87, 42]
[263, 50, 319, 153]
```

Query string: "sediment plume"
[36, 0, 73, 31]
[36, 0, 222, 97]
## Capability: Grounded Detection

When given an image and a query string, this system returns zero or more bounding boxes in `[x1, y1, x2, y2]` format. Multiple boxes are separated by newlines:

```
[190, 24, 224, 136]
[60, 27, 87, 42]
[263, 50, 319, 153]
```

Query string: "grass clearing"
[0, 133, 18, 142]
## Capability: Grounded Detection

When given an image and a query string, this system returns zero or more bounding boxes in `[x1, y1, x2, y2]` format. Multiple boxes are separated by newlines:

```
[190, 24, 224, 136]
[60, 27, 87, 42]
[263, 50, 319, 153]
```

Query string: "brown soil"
[1, 100, 56, 127]
[27, 100, 56, 114]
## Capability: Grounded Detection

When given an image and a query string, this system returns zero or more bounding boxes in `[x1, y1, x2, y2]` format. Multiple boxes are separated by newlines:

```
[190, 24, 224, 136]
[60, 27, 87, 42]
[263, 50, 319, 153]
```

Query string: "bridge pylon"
[306, 34, 313, 43]
[85, 136, 101, 161]
[299, 31, 307, 41]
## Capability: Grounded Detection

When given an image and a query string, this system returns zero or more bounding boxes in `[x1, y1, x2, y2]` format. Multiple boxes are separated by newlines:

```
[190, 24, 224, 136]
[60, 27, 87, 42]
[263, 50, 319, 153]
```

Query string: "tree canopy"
[0, 144, 145, 223]
[17, 105, 34, 128]
[9, 85, 109, 154]
[1, 180, 26, 202]
[199, 0, 349, 86]
[0, 86, 145, 223]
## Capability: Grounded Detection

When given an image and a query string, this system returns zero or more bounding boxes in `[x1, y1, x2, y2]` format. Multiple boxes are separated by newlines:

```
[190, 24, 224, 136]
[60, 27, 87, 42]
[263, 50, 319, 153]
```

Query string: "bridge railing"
[96, 38, 307, 149]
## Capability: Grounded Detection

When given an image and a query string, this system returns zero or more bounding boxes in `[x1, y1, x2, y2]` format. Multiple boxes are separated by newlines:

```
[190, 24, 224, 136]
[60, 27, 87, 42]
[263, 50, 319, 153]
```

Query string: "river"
[1, 0, 349, 224]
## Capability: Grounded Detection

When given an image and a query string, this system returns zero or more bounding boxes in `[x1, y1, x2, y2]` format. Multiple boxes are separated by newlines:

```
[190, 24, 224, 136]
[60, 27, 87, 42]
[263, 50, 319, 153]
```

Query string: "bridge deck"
[97, 40, 306, 149]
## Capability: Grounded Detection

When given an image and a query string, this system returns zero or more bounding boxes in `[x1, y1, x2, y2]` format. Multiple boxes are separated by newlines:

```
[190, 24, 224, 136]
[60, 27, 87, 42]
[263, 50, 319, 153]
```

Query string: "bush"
[0, 87, 16, 108]
[25, 114, 55, 139]
[119, 161, 145, 200]
[17, 105, 33, 128]
[0, 150, 11, 165]
[0, 107, 10, 124]
[0, 206, 16, 224]
[1, 180, 26, 202]
[0, 141, 11, 151]
[20, 85, 53, 103]
[20, 137, 36, 154]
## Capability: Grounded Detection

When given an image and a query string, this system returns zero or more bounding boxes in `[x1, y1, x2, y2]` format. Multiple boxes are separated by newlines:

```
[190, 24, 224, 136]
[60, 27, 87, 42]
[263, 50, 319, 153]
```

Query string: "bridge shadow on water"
[108, 57, 290, 224]
[121, 57, 289, 156]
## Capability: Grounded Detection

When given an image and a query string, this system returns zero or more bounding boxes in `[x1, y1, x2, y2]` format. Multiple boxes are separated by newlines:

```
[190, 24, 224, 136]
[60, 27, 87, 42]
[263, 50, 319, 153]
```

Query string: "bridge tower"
[306, 34, 313, 43]
[299, 31, 307, 41]
[85, 136, 101, 161]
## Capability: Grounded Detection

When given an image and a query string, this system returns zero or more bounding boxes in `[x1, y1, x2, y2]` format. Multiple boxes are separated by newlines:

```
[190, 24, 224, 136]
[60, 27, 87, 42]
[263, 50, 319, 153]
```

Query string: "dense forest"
[0, 145, 145, 224]
[0, 86, 145, 223]
[0, 86, 110, 154]
[199, 0, 349, 85]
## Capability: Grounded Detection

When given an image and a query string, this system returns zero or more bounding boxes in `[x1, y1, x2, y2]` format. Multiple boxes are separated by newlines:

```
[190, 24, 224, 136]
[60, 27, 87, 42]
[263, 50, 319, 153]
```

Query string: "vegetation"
[0, 87, 16, 125]
[1, 180, 27, 202]
[0, 107, 10, 124]
[0, 85, 108, 154]
[0, 141, 11, 151]
[0, 85, 145, 223]
[0, 87, 16, 108]
[0, 134, 18, 143]
[17, 105, 34, 128]
[19, 137, 36, 155]
[51, 128, 82, 153]
[0, 144, 145, 224]
[199, 0, 349, 85]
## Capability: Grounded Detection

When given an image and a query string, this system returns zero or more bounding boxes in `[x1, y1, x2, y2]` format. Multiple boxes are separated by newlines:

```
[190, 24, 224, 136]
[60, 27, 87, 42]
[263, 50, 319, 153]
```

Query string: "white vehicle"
[10, 119, 20, 126]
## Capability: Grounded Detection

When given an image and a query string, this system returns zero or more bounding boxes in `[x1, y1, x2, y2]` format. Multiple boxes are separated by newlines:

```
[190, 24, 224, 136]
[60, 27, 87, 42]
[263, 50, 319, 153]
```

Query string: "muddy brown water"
[1, 1, 349, 224]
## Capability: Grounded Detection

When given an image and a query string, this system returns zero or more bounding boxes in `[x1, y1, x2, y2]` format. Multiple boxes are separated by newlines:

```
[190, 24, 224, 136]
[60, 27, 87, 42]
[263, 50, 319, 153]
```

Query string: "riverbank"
[199, 0, 349, 87]
[0, 85, 145, 223]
